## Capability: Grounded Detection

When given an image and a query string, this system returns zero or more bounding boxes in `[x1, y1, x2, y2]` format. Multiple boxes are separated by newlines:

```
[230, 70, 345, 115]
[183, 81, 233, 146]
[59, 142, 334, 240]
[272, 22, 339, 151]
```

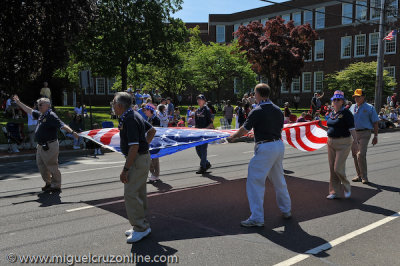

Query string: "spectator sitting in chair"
[67, 114, 84, 149]
[187, 113, 195, 127]
[177, 117, 185, 127]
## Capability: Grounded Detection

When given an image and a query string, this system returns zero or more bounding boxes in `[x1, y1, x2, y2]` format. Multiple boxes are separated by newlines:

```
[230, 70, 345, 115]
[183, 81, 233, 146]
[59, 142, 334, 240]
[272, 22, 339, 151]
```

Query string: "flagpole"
[374, 0, 387, 112]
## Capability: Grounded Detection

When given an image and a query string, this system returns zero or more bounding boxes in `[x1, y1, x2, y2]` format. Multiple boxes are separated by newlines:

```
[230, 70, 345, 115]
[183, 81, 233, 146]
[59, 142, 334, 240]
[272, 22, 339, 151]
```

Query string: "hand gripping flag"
[79, 121, 328, 158]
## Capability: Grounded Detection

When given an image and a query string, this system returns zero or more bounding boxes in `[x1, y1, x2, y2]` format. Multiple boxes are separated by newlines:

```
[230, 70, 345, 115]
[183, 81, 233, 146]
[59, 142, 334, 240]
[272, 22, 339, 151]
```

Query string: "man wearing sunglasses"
[13, 95, 79, 193]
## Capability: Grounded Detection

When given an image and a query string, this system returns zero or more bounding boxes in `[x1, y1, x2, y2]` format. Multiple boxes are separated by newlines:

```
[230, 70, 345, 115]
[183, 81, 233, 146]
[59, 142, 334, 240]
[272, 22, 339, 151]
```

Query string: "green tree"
[0, 0, 95, 92]
[74, 0, 187, 92]
[326, 61, 396, 101]
[189, 41, 257, 102]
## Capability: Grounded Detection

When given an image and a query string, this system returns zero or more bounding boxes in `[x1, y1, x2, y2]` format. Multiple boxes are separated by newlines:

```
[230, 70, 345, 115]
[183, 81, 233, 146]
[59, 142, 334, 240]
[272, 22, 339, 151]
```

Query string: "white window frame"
[388, 0, 398, 17]
[291, 77, 301, 93]
[305, 48, 313, 62]
[356, 0, 367, 21]
[354, 34, 366, 57]
[293, 12, 302, 26]
[63, 90, 68, 106]
[384, 33, 397, 54]
[315, 40, 325, 61]
[302, 72, 312, 92]
[341, 36, 352, 59]
[369, 32, 379, 56]
[281, 81, 289, 93]
[314, 72, 324, 92]
[315, 7, 325, 29]
[216, 25, 225, 43]
[95, 77, 105, 95]
[282, 14, 290, 23]
[370, 0, 381, 20]
[107, 77, 116, 94]
[304, 11, 313, 27]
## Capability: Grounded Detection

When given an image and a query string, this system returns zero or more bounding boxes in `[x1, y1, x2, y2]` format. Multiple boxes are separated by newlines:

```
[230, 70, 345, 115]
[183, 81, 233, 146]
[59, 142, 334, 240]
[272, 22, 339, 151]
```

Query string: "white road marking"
[208, 155, 218, 158]
[274, 211, 400, 266]
[66, 199, 125, 212]
[0, 165, 123, 182]
[242, 151, 254, 154]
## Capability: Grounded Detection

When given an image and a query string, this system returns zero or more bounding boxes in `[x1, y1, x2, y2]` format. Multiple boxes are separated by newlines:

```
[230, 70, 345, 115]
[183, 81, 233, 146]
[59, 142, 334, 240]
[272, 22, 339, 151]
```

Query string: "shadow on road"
[83, 175, 396, 262]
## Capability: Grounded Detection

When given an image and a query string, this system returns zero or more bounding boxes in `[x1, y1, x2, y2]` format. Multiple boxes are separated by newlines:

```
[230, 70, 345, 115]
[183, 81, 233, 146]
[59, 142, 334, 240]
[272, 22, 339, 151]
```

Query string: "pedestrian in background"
[223, 100, 234, 125]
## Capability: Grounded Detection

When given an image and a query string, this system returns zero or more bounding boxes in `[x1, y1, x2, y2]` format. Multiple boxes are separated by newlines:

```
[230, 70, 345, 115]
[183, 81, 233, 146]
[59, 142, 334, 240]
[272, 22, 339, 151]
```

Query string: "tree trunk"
[269, 77, 281, 104]
[120, 57, 129, 92]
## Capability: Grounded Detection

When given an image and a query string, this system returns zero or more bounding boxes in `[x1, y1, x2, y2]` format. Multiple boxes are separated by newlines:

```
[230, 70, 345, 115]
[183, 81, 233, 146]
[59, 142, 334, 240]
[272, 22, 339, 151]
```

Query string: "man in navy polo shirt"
[228, 83, 292, 227]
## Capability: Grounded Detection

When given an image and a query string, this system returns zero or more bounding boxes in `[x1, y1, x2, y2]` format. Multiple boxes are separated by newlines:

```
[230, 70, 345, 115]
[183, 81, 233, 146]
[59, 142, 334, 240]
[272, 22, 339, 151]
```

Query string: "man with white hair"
[13, 96, 79, 193]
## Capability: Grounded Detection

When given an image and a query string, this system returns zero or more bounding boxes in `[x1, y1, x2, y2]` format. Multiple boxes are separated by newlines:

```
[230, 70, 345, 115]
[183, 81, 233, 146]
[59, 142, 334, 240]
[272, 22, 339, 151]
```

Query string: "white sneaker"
[126, 228, 151, 243]
[125, 229, 134, 237]
[97, 148, 102, 155]
[149, 175, 160, 182]
[326, 194, 338, 200]
[344, 190, 351, 198]
[73, 145, 80, 150]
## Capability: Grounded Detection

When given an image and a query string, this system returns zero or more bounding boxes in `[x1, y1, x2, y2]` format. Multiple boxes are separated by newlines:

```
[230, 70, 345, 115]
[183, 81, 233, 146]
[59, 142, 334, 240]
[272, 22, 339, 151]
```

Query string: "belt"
[124, 151, 149, 158]
[355, 129, 371, 132]
[38, 139, 57, 146]
[256, 139, 280, 145]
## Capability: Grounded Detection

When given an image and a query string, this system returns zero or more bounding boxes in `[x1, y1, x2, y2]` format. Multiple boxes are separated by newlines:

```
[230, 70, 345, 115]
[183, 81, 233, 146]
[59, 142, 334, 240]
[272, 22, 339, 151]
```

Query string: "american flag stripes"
[384, 30, 397, 41]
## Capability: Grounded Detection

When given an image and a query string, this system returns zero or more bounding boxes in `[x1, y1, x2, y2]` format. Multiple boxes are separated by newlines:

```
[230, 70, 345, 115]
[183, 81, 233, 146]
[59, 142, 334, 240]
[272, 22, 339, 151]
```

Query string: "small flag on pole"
[384, 30, 397, 41]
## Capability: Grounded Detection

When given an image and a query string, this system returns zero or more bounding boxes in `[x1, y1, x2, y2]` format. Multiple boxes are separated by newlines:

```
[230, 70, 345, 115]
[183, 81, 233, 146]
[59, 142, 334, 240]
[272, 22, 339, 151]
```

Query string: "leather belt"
[256, 139, 280, 145]
[38, 139, 57, 146]
[355, 129, 371, 132]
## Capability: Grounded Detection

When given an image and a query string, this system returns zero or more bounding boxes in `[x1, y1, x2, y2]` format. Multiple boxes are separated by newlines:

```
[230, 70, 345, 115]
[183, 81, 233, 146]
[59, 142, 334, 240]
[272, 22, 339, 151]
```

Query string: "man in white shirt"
[74, 102, 83, 115]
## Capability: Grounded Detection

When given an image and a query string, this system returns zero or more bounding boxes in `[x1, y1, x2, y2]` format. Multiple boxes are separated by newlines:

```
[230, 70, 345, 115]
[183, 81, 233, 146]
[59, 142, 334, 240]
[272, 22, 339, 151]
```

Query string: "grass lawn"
[0, 106, 315, 145]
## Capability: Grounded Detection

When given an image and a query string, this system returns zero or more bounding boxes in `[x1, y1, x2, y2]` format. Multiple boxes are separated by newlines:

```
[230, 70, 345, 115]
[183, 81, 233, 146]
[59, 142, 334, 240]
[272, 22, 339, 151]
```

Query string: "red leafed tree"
[235, 16, 318, 101]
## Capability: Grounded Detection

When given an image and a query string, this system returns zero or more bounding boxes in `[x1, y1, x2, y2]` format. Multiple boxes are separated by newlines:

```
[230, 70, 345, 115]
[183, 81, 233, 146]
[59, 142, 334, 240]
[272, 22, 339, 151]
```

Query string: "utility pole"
[374, 0, 387, 112]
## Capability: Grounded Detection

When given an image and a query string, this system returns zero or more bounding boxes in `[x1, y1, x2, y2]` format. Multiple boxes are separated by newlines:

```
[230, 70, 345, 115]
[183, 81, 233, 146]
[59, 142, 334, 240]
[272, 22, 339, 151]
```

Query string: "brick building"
[187, 0, 399, 106]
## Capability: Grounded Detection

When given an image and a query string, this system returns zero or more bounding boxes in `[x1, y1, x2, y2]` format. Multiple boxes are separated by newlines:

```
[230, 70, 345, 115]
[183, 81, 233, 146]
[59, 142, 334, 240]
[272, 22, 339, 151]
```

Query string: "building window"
[342, 3, 353, 24]
[316, 7, 325, 29]
[96, 78, 105, 95]
[291, 77, 300, 93]
[369, 32, 379, 56]
[304, 11, 313, 27]
[293, 12, 302, 26]
[314, 72, 324, 92]
[341, 36, 352, 59]
[356, 0, 367, 21]
[385, 33, 396, 54]
[315, 40, 324, 61]
[384, 66, 396, 90]
[388, 0, 398, 17]
[354, 34, 366, 57]
[216, 25, 225, 43]
[107, 78, 116, 94]
[370, 0, 381, 20]
[281, 81, 289, 93]
[282, 14, 290, 23]
[305, 48, 312, 62]
[261, 18, 267, 25]
[302, 72, 312, 92]
[63, 90, 68, 106]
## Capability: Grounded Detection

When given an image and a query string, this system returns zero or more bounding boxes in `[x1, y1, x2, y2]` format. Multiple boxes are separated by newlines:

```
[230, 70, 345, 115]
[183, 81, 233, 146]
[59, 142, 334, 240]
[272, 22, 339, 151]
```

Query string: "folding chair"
[102, 121, 114, 128]
[3, 122, 24, 153]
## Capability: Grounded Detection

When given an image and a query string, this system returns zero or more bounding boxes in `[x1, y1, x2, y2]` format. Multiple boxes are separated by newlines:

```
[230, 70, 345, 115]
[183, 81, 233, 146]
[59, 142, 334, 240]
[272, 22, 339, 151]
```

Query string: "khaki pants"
[36, 140, 61, 188]
[327, 137, 352, 195]
[149, 158, 160, 177]
[124, 153, 151, 232]
[351, 130, 371, 181]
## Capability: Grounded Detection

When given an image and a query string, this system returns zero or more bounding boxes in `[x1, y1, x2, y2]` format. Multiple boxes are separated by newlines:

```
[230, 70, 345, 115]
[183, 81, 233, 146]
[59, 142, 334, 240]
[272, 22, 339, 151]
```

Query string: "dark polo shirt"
[195, 106, 212, 129]
[327, 108, 355, 138]
[32, 110, 65, 144]
[243, 101, 283, 143]
[119, 110, 152, 156]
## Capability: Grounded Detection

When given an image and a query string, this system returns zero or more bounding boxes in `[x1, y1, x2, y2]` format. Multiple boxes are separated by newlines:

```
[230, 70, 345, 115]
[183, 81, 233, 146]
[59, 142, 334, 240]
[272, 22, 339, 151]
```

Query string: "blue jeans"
[195, 143, 209, 169]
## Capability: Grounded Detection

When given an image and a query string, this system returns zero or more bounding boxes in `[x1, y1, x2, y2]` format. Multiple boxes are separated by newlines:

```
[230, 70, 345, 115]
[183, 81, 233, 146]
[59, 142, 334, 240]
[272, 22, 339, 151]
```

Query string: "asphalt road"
[0, 132, 399, 266]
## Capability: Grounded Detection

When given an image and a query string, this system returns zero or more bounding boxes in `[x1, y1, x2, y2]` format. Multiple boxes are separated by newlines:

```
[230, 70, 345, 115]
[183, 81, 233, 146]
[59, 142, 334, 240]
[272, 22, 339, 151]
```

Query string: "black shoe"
[196, 167, 206, 174]
[41, 184, 51, 192]
[48, 187, 62, 193]
[206, 162, 211, 170]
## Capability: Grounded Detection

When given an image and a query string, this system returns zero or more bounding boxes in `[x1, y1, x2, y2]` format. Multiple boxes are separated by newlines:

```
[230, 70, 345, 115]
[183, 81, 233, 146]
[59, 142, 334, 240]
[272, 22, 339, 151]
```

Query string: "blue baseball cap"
[196, 94, 206, 101]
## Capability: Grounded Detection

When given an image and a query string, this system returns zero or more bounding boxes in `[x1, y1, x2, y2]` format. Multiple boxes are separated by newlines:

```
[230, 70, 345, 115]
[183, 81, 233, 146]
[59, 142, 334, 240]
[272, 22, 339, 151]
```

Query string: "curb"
[0, 149, 111, 164]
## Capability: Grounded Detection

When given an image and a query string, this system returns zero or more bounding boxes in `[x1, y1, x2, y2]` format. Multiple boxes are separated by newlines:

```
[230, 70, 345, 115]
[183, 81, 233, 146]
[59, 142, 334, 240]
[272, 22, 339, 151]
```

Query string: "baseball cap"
[353, 89, 364, 97]
[196, 94, 206, 101]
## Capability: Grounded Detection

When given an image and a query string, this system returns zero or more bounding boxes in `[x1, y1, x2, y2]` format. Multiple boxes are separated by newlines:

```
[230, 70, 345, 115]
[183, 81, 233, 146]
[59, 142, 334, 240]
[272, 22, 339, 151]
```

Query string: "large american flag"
[80, 121, 328, 158]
